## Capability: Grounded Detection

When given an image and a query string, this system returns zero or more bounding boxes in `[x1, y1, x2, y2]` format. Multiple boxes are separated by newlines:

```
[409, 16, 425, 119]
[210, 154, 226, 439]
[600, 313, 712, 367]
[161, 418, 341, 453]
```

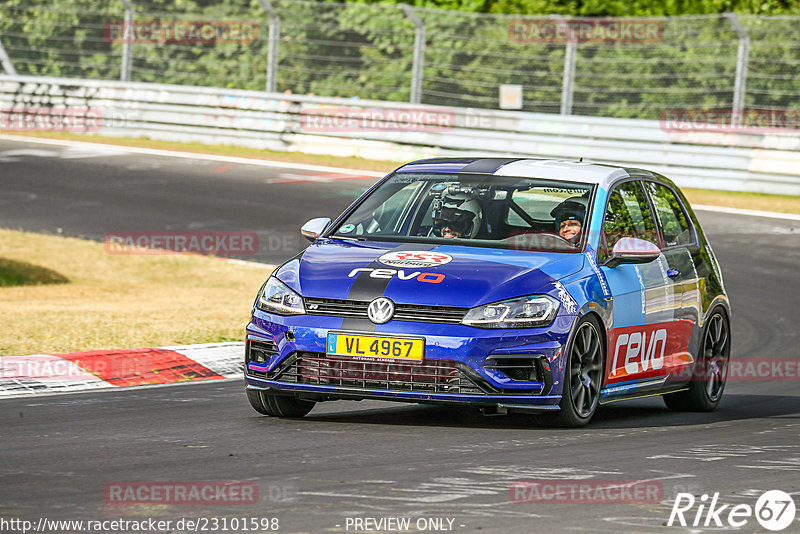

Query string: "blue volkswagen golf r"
[245, 158, 731, 427]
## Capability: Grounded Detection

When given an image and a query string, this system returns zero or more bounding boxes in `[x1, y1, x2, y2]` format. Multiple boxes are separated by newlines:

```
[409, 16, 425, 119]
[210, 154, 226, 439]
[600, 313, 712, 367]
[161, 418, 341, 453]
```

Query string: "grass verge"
[681, 188, 800, 215]
[6, 131, 800, 215]
[0, 229, 272, 356]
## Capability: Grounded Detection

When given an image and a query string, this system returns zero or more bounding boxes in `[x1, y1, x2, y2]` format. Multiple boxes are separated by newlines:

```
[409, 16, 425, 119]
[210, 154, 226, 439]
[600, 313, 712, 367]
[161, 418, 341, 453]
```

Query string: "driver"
[432, 192, 483, 239]
[551, 198, 586, 246]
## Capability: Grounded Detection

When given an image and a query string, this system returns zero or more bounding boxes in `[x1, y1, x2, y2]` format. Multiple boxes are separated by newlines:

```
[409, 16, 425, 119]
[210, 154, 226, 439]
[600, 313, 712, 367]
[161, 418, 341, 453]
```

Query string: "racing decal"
[378, 251, 453, 268]
[584, 251, 610, 297]
[605, 320, 694, 384]
[553, 281, 577, 314]
[635, 266, 646, 314]
[347, 268, 444, 284]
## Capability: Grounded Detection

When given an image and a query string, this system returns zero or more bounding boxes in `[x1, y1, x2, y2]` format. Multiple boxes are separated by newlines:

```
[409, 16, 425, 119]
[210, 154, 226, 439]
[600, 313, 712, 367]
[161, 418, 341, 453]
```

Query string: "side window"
[644, 182, 694, 247]
[599, 181, 658, 262]
[370, 181, 423, 234]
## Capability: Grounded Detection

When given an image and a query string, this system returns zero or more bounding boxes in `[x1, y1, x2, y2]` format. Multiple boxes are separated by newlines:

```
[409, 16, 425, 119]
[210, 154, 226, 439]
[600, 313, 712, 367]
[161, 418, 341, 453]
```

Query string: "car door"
[642, 180, 702, 371]
[599, 180, 679, 390]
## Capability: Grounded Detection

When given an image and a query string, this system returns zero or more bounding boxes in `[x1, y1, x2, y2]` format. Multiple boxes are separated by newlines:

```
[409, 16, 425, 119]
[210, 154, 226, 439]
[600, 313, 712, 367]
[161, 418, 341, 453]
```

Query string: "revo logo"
[347, 268, 445, 284]
[606, 321, 695, 384]
[611, 328, 667, 377]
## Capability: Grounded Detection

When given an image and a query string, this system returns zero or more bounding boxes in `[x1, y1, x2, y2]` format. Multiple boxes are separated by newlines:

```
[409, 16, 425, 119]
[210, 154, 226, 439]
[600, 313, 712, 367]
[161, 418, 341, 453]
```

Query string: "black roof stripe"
[405, 157, 477, 165]
[459, 158, 526, 174]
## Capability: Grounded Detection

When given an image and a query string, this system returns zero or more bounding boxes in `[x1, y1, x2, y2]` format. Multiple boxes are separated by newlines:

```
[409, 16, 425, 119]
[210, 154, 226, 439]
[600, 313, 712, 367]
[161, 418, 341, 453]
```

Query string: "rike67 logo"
[668, 490, 796, 531]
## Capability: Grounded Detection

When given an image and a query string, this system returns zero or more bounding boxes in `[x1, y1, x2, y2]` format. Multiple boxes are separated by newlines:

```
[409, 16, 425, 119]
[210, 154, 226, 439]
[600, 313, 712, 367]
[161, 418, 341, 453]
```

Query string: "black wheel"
[664, 310, 730, 412]
[540, 315, 604, 428]
[247, 389, 315, 418]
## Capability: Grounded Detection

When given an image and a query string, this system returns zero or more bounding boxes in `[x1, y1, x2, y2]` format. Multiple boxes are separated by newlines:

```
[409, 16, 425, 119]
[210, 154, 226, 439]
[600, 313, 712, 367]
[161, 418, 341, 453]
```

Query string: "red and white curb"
[0, 342, 244, 398]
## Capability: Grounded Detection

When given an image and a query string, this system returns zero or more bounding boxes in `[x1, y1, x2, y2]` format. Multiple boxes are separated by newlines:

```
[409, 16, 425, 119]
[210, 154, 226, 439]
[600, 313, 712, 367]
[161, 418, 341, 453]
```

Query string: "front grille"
[304, 298, 468, 324]
[273, 352, 485, 395]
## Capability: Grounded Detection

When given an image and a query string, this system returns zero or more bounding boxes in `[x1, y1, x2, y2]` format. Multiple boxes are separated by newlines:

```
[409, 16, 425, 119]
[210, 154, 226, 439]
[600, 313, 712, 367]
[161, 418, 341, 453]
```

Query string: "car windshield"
[330, 173, 594, 252]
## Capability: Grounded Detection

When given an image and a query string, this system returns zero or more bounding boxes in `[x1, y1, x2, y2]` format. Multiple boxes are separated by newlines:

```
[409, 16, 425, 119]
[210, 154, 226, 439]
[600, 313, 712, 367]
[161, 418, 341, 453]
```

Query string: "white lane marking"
[59, 145, 131, 159]
[0, 148, 60, 161]
[694, 204, 800, 221]
[0, 134, 387, 176]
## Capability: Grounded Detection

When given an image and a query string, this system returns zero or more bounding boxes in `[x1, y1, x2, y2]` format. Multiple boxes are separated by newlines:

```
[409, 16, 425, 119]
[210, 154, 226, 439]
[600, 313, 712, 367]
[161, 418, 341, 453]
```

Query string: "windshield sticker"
[339, 224, 355, 234]
[379, 251, 453, 268]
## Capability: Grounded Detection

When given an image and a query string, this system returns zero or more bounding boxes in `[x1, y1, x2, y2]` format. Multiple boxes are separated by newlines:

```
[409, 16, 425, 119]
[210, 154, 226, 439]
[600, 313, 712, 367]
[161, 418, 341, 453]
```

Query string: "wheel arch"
[582, 310, 608, 387]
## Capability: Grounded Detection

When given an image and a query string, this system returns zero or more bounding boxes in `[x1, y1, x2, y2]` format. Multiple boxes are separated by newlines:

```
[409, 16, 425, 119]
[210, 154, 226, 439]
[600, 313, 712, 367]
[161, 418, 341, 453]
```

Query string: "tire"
[663, 310, 730, 412]
[540, 315, 605, 428]
[246, 389, 315, 418]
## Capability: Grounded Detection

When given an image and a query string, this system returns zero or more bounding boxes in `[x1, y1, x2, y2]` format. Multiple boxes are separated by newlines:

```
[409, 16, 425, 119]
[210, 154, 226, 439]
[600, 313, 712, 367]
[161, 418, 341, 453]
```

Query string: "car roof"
[394, 157, 635, 189]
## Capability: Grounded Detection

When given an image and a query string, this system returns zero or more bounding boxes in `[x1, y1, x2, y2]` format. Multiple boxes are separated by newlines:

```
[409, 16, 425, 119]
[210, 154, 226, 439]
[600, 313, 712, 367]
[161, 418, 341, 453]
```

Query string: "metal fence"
[0, 1, 799, 121]
[3, 74, 799, 194]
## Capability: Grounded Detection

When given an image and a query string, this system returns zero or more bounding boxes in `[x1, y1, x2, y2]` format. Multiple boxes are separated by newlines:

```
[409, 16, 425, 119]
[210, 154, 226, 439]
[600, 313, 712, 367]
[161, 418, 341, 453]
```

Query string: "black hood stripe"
[341, 243, 437, 332]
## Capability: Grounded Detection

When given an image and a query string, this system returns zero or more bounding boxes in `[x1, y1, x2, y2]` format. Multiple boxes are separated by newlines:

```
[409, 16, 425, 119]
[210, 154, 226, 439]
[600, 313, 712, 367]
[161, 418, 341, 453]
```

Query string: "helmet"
[551, 199, 586, 227]
[433, 192, 483, 239]
[551, 197, 587, 244]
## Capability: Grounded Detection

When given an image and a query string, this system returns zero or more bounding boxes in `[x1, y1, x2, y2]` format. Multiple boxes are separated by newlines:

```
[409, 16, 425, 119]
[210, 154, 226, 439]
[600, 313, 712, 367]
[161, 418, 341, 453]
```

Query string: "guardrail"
[2, 74, 799, 195]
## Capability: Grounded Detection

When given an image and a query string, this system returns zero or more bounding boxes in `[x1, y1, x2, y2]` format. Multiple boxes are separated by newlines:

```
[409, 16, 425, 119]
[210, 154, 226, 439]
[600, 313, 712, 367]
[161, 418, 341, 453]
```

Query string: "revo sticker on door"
[606, 321, 693, 383]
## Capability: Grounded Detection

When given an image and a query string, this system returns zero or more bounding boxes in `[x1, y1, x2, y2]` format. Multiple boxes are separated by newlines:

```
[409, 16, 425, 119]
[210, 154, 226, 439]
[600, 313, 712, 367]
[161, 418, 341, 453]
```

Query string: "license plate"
[326, 332, 424, 361]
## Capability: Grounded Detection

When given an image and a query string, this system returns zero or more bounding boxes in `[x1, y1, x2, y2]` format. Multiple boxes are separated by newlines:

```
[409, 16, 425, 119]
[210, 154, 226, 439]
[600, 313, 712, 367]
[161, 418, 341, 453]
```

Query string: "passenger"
[551, 199, 586, 246]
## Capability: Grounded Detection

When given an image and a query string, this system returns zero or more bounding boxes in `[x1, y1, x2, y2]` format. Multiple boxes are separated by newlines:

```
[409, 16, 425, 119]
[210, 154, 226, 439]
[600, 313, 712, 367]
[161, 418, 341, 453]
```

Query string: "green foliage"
[0, 0, 798, 119]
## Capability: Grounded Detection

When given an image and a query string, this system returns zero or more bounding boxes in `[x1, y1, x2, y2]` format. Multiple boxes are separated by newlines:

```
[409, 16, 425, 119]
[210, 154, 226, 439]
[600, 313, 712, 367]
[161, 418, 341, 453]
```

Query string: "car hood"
[276, 239, 585, 308]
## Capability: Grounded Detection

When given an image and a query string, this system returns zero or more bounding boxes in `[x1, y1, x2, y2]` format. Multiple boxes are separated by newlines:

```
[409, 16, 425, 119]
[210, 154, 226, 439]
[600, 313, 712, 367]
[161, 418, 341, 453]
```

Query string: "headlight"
[462, 294, 559, 328]
[256, 277, 305, 315]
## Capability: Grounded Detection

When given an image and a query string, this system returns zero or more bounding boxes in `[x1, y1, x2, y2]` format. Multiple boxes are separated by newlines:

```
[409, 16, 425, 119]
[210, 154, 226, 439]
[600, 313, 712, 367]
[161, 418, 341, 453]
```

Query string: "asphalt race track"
[2, 137, 800, 533]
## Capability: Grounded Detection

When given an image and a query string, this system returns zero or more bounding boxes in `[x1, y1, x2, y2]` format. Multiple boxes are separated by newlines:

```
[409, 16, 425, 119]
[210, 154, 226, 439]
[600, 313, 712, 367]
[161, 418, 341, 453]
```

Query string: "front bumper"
[244, 308, 577, 409]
